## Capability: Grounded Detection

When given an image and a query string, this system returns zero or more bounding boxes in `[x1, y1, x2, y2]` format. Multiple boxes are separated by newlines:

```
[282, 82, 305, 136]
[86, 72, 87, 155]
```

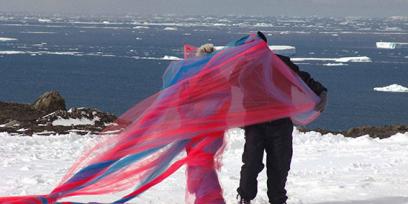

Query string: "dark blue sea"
[0, 14, 407, 131]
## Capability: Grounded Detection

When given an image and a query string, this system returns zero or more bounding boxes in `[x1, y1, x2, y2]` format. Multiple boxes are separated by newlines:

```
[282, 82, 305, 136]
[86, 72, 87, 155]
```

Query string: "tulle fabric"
[0, 33, 320, 204]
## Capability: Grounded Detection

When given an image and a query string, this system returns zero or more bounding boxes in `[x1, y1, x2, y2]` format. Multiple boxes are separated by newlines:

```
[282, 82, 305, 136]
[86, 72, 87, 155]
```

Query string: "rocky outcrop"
[0, 91, 117, 135]
[298, 125, 408, 139]
[32, 91, 66, 113]
[0, 91, 406, 137]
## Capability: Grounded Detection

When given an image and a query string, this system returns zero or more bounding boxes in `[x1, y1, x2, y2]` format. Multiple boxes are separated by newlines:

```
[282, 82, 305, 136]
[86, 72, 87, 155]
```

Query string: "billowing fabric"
[0, 33, 320, 204]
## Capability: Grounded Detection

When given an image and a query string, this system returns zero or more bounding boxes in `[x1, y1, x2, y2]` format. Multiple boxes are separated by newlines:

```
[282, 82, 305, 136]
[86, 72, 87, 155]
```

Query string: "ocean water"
[0, 14, 407, 131]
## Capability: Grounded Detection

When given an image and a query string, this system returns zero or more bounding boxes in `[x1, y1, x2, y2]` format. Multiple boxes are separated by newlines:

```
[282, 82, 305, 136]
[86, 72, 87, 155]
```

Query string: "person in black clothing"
[237, 32, 328, 204]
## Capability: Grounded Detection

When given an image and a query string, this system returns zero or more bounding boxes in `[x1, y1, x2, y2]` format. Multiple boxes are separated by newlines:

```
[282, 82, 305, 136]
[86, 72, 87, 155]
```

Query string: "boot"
[236, 194, 251, 204]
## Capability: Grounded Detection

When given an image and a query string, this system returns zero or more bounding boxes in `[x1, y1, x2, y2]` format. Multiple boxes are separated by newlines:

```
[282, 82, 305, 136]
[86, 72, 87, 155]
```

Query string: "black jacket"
[235, 54, 327, 110]
[256, 31, 327, 95]
[277, 54, 327, 95]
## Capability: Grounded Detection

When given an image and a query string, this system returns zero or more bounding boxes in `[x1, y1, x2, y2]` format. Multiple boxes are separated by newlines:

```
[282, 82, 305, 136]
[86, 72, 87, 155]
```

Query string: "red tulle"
[0, 33, 320, 204]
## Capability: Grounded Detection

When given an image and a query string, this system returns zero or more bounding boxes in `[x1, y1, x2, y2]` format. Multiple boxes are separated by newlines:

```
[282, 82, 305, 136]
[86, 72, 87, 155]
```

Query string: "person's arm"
[277, 54, 328, 112]
[256, 31, 328, 112]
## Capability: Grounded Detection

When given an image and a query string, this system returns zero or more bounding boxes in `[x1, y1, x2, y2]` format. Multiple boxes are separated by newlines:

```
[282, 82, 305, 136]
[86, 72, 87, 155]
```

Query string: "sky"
[0, 0, 407, 17]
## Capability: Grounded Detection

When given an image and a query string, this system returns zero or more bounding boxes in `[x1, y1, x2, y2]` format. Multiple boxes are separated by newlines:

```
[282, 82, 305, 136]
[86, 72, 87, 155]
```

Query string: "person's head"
[196, 43, 215, 57]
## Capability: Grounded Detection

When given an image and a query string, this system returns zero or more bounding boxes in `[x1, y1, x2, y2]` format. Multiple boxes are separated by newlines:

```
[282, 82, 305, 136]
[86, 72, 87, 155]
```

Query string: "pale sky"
[0, 0, 407, 17]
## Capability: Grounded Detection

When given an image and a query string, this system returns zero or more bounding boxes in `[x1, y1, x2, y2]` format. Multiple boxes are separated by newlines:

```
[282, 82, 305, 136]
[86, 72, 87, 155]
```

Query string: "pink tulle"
[0, 33, 320, 204]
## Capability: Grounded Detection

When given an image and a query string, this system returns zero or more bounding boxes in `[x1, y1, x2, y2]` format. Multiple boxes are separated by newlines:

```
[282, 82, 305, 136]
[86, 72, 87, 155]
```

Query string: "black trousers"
[237, 118, 293, 204]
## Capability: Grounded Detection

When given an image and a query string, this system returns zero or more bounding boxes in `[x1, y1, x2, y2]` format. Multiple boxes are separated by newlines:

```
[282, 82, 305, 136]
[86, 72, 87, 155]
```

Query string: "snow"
[1, 128, 408, 203]
[51, 116, 100, 126]
[374, 84, 408, 93]
[376, 42, 408, 49]
[292, 56, 372, 63]
[0, 37, 17, 42]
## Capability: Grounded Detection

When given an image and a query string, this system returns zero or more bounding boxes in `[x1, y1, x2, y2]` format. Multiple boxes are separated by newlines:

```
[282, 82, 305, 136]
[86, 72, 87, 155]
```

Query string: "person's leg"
[264, 118, 293, 204]
[186, 134, 225, 204]
[237, 124, 266, 201]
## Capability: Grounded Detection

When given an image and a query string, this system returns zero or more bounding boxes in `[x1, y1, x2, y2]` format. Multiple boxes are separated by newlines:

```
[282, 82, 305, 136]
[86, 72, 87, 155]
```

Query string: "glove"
[314, 91, 327, 112]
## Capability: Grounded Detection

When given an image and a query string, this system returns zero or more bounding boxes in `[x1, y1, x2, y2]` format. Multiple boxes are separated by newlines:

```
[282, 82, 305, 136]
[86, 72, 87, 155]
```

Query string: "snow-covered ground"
[1, 128, 408, 204]
[51, 116, 100, 126]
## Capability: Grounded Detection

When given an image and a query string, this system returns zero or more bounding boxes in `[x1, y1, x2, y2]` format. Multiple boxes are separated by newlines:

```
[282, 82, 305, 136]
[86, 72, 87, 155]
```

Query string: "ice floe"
[376, 42, 408, 49]
[215, 45, 296, 56]
[0, 37, 17, 42]
[292, 56, 372, 63]
[21, 31, 56, 34]
[163, 27, 178, 31]
[323, 63, 348, 66]
[0, 51, 82, 56]
[38, 18, 52, 23]
[133, 26, 149, 29]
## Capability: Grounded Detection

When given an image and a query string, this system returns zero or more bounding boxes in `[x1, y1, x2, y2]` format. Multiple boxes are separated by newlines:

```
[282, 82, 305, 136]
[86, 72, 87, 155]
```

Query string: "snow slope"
[1, 128, 408, 204]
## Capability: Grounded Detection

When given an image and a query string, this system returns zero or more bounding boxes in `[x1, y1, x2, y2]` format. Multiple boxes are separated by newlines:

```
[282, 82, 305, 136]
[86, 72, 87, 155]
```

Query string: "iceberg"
[374, 84, 408, 93]
[215, 45, 296, 56]
[376, 42, 408, 49]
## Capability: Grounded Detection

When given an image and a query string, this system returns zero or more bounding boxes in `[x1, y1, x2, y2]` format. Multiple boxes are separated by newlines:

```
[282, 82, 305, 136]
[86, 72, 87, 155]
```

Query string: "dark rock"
[32, 91, 66, 113]
[1, 120, 20, 128]
[0, 91, 117, 136]
[0, 101, 43, 124]
[299, 124, 408, 139]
